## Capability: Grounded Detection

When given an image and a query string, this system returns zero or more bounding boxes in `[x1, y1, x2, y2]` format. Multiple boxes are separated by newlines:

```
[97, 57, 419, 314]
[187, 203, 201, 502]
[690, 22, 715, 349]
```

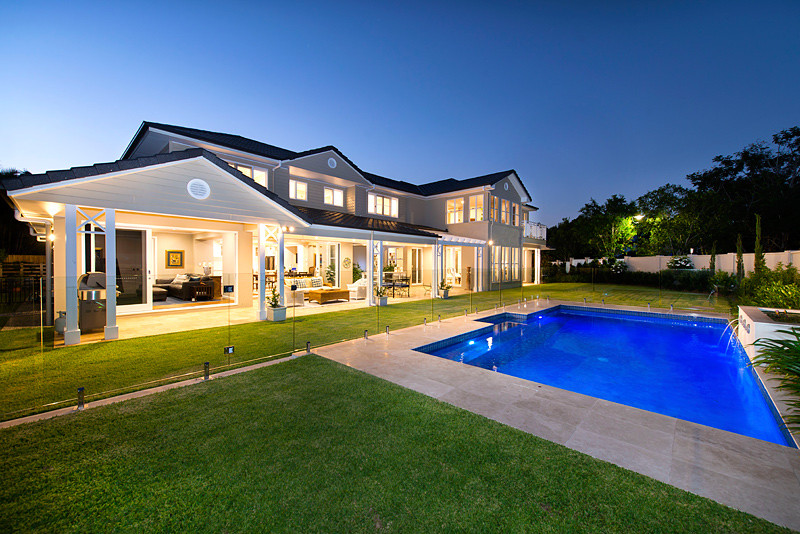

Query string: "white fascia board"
[148, 128, 281, 167]
[121, 121, 147, 160]
[488, 172, 531, 203]
[423, 186, 493, 199]
[292, 224, 437, 245]
[9, 158, 203, 197]
[284, 149, 370, 185]
[434, 233, 487, 247]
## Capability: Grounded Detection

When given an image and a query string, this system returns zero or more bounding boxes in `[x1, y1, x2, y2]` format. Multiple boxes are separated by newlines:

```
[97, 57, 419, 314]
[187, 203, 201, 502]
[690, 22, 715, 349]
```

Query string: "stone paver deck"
[313, 300, 800, 531]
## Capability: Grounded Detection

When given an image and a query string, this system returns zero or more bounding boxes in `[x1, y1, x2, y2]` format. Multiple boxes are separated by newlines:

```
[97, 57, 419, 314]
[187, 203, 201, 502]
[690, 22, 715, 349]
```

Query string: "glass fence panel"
[8, 266, 688, 423]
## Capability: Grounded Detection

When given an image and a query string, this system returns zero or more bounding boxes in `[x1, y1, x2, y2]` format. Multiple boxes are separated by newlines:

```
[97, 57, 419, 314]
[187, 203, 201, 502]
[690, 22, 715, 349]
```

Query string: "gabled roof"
[123, 122, 300, 161]
[123, 122, 532, 200]
[293, 207, 440, 238]
[0, 148, 311, 225]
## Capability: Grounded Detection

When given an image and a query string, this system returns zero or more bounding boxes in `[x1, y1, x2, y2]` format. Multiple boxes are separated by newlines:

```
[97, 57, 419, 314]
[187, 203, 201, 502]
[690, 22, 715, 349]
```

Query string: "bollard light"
[438, 314, 441, 322]
[204, 362, 210, 380]
[386, 325, 389, 335]
[77, 387, 85, 410]
[306, 341, 311, 354]
[364, 329, 369, 339]
[423, 317, 427, 326]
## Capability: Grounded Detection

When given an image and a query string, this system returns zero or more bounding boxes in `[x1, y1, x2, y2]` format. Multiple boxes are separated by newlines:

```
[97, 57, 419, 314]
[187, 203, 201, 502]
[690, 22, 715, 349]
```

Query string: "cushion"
[311, 278, 323, 287]
[172, 274, 188, 284]
[188, 276, 201, 282]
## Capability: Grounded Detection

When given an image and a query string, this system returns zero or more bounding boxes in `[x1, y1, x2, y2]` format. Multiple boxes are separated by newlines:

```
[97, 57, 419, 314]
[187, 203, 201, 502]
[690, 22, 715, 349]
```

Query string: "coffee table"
[306, 288, 350, 304]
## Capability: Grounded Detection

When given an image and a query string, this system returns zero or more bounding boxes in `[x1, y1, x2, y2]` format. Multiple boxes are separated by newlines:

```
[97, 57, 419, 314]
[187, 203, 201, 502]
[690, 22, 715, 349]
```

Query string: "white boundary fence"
[568, 250, 800, 274]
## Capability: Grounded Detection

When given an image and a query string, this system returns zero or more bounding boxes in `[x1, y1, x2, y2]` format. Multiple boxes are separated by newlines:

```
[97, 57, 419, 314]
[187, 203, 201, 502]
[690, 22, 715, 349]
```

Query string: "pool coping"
[311, 299, 800, 531]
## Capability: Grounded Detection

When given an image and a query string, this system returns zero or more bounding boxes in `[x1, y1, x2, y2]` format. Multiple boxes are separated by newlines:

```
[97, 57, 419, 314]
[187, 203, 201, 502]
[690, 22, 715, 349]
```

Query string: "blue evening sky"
[2, 1, 798, 226]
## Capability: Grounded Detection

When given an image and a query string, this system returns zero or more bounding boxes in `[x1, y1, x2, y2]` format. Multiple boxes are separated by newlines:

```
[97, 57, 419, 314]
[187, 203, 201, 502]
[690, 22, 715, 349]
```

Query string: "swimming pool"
[416, 306, 793, 447]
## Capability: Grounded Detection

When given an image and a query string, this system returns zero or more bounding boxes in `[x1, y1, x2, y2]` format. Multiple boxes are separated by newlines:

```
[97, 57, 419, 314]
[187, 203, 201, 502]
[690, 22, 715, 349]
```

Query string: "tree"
[577, 195, 637, 258]
[635, 184, 704, 255]
[736, 234, 744, 282]
[754, 214, 767, 275]
[0, 169, 44, 256]
[709, 242, 716, 274]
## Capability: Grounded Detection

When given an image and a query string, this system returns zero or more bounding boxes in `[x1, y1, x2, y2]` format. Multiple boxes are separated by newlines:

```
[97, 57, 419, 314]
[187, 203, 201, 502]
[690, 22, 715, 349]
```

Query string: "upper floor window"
[446, 198, 464, 224]
[228, 162, 267, 188]
[490, 196, 499, 221]
[501, 199, 511, 224]
[468, 195, 484, 222]
[368, 193, 398, 217]
[324, 187, 344, 207]
[512, 203, 519, 226]
[289, 179, 307, 201]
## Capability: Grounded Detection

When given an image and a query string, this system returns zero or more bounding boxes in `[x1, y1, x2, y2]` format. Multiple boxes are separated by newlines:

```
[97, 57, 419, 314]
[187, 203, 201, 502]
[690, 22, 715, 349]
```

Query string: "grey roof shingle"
[0, 149, 311, 225]
[293, 206, 441, 238]
[127, 122, 531, 199]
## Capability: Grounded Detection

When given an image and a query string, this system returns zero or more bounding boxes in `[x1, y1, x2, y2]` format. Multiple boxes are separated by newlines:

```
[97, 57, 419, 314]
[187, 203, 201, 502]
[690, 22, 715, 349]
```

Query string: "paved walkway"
[313, 300, 800, 531]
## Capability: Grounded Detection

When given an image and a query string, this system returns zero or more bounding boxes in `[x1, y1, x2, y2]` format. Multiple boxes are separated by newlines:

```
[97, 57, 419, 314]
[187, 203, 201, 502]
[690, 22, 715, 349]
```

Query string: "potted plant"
[439, 277, 452, 299]
[375, 284, 388, 306]
[266, 286, 286, 321]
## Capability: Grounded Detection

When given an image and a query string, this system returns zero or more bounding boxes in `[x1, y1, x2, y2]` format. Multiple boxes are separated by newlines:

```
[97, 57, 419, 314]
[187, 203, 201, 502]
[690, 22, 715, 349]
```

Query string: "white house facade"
[2, 122, 547, 345]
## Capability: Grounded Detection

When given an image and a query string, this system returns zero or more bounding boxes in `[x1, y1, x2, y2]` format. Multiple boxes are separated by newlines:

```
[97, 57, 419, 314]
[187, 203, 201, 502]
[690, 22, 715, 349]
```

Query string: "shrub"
[752, 281, 800, 309]
[610, 261, 628, 274]
[352, 261, 363, 281]
[710, 271, 738, 294]
[667, 255, 693, 269]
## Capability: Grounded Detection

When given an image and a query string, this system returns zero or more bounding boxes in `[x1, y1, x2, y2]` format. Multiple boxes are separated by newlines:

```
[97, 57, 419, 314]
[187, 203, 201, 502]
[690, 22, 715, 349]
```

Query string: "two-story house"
[2, 122, 546, 345]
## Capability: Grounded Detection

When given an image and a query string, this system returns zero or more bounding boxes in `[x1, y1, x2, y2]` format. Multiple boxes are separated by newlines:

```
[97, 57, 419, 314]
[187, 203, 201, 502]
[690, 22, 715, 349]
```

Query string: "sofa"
[154, 274, 215, 301]
[283, 276, 326, 306]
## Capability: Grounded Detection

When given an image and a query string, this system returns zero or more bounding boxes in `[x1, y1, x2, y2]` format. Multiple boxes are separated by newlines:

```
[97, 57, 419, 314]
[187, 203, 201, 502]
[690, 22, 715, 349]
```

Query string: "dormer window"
[368, 193, 398, 217]
[324, 187, 344, 207]
[289, 179, 307, 201]
[227, 162, 266, 188]
[446, 198, 464, 224]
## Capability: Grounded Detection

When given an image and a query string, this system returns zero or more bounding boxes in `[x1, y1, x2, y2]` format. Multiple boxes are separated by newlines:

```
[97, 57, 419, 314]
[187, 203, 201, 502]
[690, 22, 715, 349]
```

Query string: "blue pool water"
[418, 308, 792, 447]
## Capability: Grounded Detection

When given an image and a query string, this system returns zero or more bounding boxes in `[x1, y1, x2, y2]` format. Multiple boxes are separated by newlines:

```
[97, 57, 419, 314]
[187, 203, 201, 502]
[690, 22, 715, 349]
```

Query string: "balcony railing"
[523, 221, 547, 240]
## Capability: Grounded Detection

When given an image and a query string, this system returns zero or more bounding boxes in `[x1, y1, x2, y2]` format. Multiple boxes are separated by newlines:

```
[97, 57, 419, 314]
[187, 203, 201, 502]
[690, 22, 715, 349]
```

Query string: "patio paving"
[312, 300, 800, 531]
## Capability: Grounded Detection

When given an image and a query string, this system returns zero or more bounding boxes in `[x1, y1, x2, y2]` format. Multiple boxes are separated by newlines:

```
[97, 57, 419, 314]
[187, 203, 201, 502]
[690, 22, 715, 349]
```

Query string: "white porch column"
[277, 230, 285, 306]
[367, 233, 374, 306]
[534, 248, 542, 285]
[64, 204, 80, 345]
[476, 247, 483, 292]
[376, 240, 384, 287]
[258, 223, 266, 320]
[104, 209, 118, 340]
[433, 240, 440, 297]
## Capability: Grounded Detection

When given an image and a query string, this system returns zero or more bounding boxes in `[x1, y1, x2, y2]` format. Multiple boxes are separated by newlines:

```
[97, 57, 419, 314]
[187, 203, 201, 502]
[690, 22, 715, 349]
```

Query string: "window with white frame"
[490, 196, 499, 221]
[253, 169, 267, 188]
[324, 187, 344, 207]
[512, 203, 519, 226]
[491, 246, 519, 282]
[468, 195, 484, 222]
[512, 247, 520, 279]
[228, 162, 267, 188]
[368, 192, 398, 217]
[501, 199, 511, 224]
[289, 179, 307, 201]
[446, 198, 464, 224]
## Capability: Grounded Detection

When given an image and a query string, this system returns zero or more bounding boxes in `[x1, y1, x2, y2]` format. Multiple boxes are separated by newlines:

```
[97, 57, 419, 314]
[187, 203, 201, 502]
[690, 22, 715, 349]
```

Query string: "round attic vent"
[504, 182, 509, 191]
[327, 157, 337, 169]
[187, 179, 211, 200]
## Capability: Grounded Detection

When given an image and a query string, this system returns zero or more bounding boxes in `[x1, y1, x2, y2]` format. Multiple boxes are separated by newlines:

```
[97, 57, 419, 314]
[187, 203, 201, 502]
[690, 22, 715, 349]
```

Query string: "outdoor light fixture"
[488, 240, 493, 245]
[634, 214, 644, 221]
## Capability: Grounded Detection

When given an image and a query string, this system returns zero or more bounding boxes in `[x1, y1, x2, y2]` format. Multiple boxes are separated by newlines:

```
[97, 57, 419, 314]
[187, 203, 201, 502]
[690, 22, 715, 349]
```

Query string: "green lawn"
[0, 355, 785, 533]
[0, 284, 733, 421]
